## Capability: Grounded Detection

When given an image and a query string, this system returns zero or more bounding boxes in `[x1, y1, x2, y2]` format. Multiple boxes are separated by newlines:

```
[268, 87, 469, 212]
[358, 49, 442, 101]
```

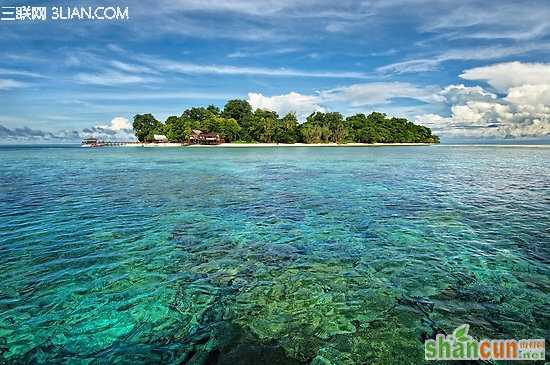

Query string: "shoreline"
[121, 142, 437, 148]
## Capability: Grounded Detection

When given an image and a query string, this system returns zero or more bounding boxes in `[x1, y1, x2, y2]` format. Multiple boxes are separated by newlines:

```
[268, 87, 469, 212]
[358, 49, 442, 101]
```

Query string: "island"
[131, 99, 440, 146]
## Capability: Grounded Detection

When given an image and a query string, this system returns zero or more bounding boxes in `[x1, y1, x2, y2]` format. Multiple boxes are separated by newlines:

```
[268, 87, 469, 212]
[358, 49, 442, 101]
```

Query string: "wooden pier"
[81, 138, 142, 147]
[99, 141, 141, 147]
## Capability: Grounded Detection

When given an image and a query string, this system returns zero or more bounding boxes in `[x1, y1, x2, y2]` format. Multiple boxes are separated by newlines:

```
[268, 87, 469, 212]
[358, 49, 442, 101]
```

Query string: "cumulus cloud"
[505, 84, 550, 106]
[0, 117, 136, 142]
[248, 92, 325, 120]
[415, 62, 550, 138]
[438, 84, 496, 105]
[98, 116, 132, 131]
[81, 117, 136, 140]
[247, 82, 438, 120]
[459, 61, 550, 92]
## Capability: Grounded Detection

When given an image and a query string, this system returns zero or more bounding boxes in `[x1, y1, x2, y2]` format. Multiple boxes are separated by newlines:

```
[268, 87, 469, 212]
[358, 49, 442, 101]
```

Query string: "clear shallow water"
[0, 145, 548, 364]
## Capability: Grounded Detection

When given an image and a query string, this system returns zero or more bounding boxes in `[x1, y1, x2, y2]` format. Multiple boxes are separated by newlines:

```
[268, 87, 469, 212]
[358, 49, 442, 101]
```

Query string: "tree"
[301, 125, 328, 143]
[219, 118, 241, 142]
[200, 114, 241, 142]
[133, 102, 440, 144]
[206, 104, 221, 116]
[223, 99, 252, 123]
[249, 109, 279, 143]
[300, 112, 341, 143]
[275, 113, 299, 143]
[324, 112, 347, 143]
[346, 113, 380, 143]
[165, 115, 192, 142]
[133, 114, 161, 142]
[182, 107, 210, 124]
[223, 100, 253, 140]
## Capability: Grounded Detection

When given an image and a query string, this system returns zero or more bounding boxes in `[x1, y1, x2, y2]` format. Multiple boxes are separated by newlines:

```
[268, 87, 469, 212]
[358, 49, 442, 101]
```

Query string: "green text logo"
[425, 324, 545, 361]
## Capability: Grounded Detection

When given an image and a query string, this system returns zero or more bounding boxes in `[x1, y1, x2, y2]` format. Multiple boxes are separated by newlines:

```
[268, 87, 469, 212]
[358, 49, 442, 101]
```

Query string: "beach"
[122, 142, 436, 148]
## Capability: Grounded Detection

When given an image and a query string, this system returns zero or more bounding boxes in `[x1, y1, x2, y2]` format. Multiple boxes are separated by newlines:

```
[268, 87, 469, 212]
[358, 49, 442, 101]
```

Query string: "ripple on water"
[0, 146, 548, 364]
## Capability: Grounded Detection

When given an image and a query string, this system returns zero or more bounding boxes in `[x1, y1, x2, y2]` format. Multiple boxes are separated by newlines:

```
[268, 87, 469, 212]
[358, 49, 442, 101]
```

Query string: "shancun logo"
[425, 324, 545, 361]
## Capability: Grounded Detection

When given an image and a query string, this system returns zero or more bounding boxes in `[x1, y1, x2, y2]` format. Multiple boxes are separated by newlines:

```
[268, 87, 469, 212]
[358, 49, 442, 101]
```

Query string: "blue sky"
[1, 0, 550, 142]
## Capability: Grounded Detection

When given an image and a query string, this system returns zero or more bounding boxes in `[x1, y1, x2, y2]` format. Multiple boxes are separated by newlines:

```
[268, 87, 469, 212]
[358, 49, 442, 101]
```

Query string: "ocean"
[0, 145, 548, 364]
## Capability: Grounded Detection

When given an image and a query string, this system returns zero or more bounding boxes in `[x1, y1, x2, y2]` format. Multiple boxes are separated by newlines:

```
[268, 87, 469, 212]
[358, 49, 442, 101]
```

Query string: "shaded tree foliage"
[345, 112, 439, 143]
[164, 115, 192, 142]
[134, 100, 439, 144]
[275, 112, 299, 143]
[223, 99, 253, 124]
[133, 114, 161, 142]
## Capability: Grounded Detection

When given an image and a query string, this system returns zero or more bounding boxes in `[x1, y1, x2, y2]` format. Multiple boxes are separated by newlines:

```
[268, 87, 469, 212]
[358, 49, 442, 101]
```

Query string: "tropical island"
[131, 99, 440, 145]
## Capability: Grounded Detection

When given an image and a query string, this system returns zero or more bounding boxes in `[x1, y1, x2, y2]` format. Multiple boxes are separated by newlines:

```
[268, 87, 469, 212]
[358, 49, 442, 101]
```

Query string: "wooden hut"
[189, 130, 223, 145]
[153, 134, 168, 143]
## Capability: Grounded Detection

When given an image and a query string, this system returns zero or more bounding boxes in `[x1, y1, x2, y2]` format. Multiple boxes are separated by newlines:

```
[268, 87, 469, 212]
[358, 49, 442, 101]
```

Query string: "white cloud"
[420, 2, 550, 41]
[143, 58, 370, 79]
[244, 66, 547, 139]
[439, 84, 496, 105]
[460, 61, 550, 92]
[0, 68, 44, 78]
[0, 79, 26, 90]
[376, 59, 440, 74]
[157, 0, 374, 19]
[0, 117, 136, 142]
[226, 47, 300, 59]
[159, 0, 295, 16]
[106, 44, 125, 53]
[319, 82, 439, 106]
[247, 82, 438, 120]
[109, 60, 158, 75]
[415, 62, 550, 138]
[74, 71, 159, 86]
[126, 0, 372, 41]
[153, 15, 278, 41]
[78, 91, 233, 101]
[248, 92, 325, 120]
[82, 117, 136, 140]
[505, 84, 550, 106]
[325, 21, 352, 33]
[377, 44, 550, 75]
[97, 117, 131, 131]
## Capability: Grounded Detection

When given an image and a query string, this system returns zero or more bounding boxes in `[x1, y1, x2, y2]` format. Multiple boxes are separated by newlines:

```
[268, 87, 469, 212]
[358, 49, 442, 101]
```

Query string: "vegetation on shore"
[132, 99, 440, 144]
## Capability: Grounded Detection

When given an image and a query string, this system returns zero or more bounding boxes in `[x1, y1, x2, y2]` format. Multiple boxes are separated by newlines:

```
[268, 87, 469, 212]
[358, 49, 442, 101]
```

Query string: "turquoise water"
[0, 145, 548, 364]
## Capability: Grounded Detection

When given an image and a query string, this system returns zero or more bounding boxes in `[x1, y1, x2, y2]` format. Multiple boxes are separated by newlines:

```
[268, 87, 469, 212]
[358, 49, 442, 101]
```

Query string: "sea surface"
[0, 145, 548, 364]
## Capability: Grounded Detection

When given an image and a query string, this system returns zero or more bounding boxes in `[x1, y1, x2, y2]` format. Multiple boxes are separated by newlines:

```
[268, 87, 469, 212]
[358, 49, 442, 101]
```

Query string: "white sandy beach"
[191, 142, 435, 147]
[121, 142, 186, 147]
[122, 142, 436, 148]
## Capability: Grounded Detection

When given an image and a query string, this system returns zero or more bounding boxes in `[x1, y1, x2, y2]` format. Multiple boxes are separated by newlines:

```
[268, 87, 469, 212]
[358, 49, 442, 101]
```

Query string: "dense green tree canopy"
[276, 113, 299, 143]
[345, 113, 439, 143]
[182, 107, 210, 123]
[133, 114, 161, 142]
[222, 99, 253, 124]
[133, 99, 439, 144]
[164, 115, 192, 142]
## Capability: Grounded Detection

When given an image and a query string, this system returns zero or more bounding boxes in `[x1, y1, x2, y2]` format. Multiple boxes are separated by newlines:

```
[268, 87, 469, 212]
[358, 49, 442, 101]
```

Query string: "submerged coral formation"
[0, 146, 548, 364]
